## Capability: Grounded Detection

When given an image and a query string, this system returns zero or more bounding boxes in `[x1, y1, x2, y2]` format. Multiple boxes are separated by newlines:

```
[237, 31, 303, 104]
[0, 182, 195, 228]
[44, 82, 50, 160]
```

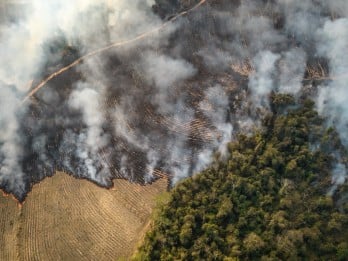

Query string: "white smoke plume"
[328, 163, 347, 196]
[249, 51, 280, 107]
[0, 0, 348, 200]
[278, 48, 307, 94]
[139, 51, 197, 115]
[317, 19, 348, 144]
[195, 85, 233, 173]
[0, 87, 25, 198]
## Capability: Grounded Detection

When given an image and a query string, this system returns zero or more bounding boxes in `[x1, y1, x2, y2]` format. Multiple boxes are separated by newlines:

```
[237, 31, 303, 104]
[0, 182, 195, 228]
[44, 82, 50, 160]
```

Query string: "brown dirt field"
[0, 172, 167, 261]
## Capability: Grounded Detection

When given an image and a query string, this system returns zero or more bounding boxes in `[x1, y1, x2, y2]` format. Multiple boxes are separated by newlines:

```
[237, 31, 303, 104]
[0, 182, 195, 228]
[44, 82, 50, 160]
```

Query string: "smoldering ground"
[0, 0, 347, 201]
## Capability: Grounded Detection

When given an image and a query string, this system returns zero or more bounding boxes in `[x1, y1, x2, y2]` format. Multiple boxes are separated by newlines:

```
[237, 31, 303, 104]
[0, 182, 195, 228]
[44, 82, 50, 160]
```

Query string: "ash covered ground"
[0, 0, 347, 201]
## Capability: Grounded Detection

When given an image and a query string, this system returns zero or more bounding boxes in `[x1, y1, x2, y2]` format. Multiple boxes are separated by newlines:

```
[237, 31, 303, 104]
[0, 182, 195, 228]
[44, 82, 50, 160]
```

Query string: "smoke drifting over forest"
[0, 0, 347, 201]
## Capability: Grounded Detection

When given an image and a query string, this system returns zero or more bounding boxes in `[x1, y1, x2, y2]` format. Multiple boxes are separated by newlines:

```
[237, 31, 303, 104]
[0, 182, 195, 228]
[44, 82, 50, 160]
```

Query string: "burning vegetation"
[0, 0, 347, 259]
[0, 1, 347, 205]
[136, 95, 348, 260]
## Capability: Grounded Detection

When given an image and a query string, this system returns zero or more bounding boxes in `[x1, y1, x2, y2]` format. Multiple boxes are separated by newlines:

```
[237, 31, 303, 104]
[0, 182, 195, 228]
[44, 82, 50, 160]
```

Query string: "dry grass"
[0, 172, 167, 261]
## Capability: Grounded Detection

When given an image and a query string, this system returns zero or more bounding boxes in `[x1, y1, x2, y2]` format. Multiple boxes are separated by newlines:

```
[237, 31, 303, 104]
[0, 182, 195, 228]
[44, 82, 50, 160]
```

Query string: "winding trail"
[21, 0, 207, 104]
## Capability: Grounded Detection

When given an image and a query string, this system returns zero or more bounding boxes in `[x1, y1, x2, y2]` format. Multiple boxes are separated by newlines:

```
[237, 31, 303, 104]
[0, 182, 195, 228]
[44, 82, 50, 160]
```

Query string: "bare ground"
[0, 172, 167, 261]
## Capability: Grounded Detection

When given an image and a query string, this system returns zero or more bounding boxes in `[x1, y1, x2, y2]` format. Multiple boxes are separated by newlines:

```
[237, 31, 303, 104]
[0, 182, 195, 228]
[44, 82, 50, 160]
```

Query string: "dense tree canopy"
[135, 94, 348, 260]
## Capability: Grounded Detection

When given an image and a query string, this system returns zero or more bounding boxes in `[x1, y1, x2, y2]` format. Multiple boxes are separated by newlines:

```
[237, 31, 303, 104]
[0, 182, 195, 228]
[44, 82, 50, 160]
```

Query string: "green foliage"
[136, 95, 348, 260]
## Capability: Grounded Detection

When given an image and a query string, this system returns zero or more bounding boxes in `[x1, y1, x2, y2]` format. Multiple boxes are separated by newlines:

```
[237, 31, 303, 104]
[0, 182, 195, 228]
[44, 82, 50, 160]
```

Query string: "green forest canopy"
[135, 94, 348, 260]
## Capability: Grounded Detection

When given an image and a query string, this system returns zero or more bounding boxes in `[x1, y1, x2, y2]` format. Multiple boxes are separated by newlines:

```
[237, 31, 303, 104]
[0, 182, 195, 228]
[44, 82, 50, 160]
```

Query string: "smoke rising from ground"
[0, 0, 347, 200]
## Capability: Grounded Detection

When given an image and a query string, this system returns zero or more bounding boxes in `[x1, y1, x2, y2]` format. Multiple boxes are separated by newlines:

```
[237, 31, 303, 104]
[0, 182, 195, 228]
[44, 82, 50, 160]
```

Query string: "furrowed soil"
[0, 172, 167, 261]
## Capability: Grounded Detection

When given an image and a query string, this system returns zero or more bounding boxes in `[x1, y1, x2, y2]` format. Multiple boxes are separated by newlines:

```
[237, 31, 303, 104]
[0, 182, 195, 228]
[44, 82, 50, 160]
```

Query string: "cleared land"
[0, 172, 167, 260]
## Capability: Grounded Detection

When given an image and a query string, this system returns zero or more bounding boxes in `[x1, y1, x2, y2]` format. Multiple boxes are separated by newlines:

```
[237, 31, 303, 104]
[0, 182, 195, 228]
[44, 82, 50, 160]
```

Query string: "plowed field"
[0, 172, 167, 260]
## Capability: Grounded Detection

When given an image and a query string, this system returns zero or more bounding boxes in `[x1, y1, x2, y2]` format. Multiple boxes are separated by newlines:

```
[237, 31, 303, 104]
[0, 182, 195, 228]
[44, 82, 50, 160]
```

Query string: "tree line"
[135, 94, 348, 260]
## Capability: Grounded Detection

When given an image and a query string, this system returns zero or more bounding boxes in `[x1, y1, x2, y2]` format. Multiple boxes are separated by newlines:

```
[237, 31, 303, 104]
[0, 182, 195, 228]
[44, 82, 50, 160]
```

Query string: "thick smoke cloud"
[249, 51, 280, 106]
[317, 19, 348, 144]
[0, 0, 347, 200]
[0, 88, 25, 198]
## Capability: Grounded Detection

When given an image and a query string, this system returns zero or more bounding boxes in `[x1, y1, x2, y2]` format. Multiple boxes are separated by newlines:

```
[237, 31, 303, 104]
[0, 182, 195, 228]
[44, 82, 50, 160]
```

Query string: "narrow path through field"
[21, 0, 207, 104]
